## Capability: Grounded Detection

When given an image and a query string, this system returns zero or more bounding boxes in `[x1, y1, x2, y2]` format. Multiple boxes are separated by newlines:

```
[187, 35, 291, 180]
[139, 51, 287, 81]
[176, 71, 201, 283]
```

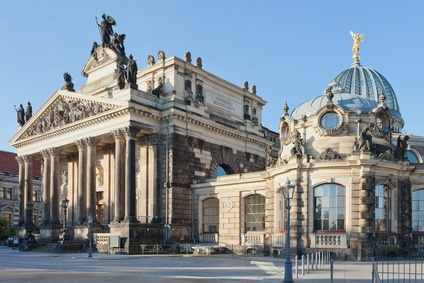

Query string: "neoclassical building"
[192, 33, 424, 259]
[10, 17, 424, 258]
[9, 16, 277, 253]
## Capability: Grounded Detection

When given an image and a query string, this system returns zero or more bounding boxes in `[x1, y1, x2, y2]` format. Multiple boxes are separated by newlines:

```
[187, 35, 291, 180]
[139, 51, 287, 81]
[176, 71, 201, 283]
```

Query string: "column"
[16, 156, 25, 226]
[113, 130, 124, 222]
[86, 137, 96, 225]
[41, 151, 51, 225]
[49, 148, 60, 226]
[124, 127, 138, 223]
[23, 156, 33, 229]
[76, 139, 86, 224]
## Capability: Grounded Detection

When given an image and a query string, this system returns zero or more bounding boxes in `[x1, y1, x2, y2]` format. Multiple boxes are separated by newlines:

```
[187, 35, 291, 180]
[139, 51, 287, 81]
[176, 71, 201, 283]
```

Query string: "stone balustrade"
[199, 233, 219, 243]
[242, 231, 265, 247]
[310, 232, 348, 249]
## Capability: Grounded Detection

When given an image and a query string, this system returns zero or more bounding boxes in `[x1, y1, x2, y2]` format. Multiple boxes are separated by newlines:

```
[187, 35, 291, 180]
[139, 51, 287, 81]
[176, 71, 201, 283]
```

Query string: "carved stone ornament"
[318, 148, 344, 160]
[22, 95, 116, 139]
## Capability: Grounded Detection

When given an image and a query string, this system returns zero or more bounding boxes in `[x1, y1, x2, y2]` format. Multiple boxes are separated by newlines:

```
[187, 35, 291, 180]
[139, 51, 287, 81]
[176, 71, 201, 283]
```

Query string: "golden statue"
[350, 31, 364, 64]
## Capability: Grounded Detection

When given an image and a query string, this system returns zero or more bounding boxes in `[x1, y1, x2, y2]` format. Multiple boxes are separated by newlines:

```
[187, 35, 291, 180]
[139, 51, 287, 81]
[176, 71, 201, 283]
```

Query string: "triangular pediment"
[11, 90, 123, 144]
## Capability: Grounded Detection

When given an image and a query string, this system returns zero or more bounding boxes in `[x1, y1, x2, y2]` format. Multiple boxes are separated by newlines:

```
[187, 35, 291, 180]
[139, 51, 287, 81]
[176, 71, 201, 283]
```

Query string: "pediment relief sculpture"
[21, 95, 117, 139]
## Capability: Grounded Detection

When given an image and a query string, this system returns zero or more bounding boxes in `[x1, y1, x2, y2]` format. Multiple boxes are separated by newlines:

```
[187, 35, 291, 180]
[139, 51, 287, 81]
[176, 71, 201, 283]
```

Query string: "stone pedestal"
[39, 225, 62, 241]
[73, 225, 89, 240]
[109, 222, 163, 254]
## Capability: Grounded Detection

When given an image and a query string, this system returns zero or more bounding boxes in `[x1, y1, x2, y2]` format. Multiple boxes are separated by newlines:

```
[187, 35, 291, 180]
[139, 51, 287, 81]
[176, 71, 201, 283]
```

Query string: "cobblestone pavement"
[0, 247, 378, 283]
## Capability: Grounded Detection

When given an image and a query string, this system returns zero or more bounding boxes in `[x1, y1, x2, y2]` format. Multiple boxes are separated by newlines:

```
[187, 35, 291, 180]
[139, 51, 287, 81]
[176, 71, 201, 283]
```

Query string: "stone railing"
[271, 232, 285, 248]
[94, 233, 110, 253]
[310, 232, 348, 249]
[242, 231, 265, 247]
[199, 233, 219, 244]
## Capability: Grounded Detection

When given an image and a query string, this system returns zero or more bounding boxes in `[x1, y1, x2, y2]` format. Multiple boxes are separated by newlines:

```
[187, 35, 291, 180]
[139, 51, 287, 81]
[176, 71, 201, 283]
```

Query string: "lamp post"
[280, 179, 296, 283]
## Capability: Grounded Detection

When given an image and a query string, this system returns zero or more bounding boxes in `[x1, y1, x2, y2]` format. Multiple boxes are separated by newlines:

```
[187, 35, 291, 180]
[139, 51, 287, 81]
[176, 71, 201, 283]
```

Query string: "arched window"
[213, 164, 233, 177]
[405, 150, 419, 164]
[313, 183, 345, 232]
[412, 190, 424, 232]
[375, 184, 391, 232]
[202, 198, 219, 233]
[245, 194, 265, 232]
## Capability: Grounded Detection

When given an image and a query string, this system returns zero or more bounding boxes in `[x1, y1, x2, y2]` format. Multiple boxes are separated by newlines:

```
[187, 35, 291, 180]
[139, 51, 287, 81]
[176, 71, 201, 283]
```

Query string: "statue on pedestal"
[395, 135, 410, 161]
[111, 33, 126, 58]
[359, 127, 373, 152]
[62, 73, 75, 92]
[116, 63, 127, 89]
[25, 102, 32, 122]
[126, 54, 138, 89]
[15, 104, 25, 127]
[96, 14, 116, 47]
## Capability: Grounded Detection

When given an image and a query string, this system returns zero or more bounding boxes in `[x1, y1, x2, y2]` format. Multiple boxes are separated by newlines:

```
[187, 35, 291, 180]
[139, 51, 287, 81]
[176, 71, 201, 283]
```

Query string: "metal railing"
[372, 259, 424, 282]
[293, 251, 332, 279]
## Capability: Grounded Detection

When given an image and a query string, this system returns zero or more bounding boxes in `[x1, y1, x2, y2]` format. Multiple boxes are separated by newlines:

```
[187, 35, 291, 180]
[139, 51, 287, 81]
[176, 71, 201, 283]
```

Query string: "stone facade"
[8, 18, 276, 254]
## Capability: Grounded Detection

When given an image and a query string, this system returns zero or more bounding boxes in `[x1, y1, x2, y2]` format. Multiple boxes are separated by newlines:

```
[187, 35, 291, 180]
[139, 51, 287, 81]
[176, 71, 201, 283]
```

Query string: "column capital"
[84, 136, 96, 147]
[122, 126, 139, 140]
[41, 150, 50, 159]
[113, 129, 125, 141]
[47, 148, 58, 157]
[16, 155, 25, 165]
[75, 139, 86, 150]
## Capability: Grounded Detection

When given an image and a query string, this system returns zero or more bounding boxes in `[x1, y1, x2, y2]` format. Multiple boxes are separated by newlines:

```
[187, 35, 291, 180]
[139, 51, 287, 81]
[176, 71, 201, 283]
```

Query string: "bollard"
[295, 255, 298, 278]
[301, 254, 304, 276]
[307, 254, 310, 272]
[318, 252, 321, 269]
[330, 256, 334, 283]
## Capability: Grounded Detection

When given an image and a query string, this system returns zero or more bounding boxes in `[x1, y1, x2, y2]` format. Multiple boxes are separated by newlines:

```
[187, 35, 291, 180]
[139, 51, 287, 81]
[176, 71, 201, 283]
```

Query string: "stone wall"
[167, 133, 265, 240]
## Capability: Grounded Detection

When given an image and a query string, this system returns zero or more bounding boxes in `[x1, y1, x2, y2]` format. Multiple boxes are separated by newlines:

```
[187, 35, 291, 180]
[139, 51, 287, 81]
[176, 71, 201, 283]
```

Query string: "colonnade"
[17, 126, 139, 236]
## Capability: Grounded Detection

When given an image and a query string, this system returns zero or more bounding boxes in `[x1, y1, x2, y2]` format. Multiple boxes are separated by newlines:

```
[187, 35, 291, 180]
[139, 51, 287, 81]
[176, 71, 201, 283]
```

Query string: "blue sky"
[0, 1, 423, 151]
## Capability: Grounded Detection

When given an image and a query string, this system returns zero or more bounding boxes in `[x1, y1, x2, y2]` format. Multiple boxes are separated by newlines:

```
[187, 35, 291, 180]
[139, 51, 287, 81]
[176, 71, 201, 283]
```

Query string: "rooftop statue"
[25, 102, 32, 122]
[350, 31, 364, 64]
[15, 104, 25, 127]
[62, 73, 75, 92]
[96, 14, 116, 48]
[111, 33, 126, 58]
[127, 54, 138, 89]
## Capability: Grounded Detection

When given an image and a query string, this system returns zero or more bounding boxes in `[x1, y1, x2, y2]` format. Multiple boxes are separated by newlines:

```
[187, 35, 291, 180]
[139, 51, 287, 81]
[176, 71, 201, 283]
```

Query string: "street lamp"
[280, 179, 296, 283]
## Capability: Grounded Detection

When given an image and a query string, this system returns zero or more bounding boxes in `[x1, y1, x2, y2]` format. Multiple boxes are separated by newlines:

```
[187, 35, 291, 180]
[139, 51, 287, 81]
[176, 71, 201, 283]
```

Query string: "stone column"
[16, 156, 25, 226]
[76, 139, 86, 224]
[23, 156, 33, 229]
[113, 130, 124, 222]
[123, 127, 138, 223]
[49, 148, 60, 226]
[41, 151, 51, 225]
[86, 137, 96, 225]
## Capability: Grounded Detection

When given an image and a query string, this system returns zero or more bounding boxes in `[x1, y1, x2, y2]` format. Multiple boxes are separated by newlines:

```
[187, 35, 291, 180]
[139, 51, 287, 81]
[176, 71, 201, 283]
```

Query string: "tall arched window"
[245, 194, 265, 232]
[202, 198, 219, 233]
[412, 190, 424, 232]
[314, 183, 345, 232]
[375, 184, 391, 232]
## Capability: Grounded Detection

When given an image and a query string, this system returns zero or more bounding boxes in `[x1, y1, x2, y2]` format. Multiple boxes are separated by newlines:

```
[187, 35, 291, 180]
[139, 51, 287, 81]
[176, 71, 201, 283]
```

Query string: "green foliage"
[0, 218, 15, 241]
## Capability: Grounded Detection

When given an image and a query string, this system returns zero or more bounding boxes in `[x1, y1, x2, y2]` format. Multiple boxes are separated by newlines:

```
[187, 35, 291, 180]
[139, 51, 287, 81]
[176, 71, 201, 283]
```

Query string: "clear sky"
[0, 1, 423, 151]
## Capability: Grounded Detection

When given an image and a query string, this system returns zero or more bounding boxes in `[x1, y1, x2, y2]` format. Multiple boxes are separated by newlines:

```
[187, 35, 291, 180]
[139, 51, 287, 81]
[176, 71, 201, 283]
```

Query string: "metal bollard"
[307, 254, 310, 272]
[295, 255, 298, 278]
[301, 254, 304, 276]
[318, 252, 321, 269]
[330, 256, 334, 283]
